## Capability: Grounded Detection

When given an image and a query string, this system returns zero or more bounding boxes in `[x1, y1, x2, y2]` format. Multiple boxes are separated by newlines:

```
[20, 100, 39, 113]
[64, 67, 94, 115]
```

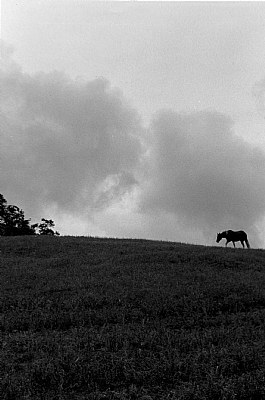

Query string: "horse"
[216, 230, 250, 248]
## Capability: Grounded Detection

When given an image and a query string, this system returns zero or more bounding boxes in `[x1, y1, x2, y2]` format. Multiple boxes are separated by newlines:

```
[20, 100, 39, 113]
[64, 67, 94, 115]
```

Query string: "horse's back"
[228, 230, 247, 235]
[228, 230, 246, 234]
[238, 230, 247, 237]
[227, 230, 248, 240]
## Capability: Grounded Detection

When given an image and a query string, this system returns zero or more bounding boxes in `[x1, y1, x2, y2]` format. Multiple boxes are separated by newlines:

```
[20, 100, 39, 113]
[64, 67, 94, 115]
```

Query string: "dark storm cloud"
[0, 46, 143, 217]
[141, 110, 265, 245]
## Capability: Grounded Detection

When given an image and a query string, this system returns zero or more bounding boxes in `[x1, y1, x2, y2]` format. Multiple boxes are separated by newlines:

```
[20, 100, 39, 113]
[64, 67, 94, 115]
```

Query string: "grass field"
[1, 236, 265, 399]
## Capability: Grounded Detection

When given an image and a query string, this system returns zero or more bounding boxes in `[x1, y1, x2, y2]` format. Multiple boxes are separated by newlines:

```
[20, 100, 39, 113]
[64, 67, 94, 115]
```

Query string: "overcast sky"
[2, 0, 265, 247]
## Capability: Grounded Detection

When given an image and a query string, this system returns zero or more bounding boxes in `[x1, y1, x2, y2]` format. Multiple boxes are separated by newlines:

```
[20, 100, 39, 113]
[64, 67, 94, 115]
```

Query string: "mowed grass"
[1, 236, 265, 399]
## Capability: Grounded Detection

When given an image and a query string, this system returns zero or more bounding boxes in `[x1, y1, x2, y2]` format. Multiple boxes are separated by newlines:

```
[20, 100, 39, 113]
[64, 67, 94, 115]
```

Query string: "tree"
[4, 205, 36, 235]
[0, 194, 60, 236]
[0, 195, 36, 236]
[38, 219, 60, 236]
[0, 194, 7, 235]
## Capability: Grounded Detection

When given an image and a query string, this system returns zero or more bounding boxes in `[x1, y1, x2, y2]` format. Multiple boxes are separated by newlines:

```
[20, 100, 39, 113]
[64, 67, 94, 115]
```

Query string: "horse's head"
[216, 232, 222, 243]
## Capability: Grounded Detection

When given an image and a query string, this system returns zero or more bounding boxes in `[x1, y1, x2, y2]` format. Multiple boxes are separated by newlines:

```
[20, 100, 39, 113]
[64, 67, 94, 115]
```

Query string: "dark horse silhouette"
[216, 230, 250, 248]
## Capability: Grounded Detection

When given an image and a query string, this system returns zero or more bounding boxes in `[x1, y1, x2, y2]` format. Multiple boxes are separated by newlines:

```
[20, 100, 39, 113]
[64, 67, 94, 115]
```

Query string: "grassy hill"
[1, 236, 265, 399]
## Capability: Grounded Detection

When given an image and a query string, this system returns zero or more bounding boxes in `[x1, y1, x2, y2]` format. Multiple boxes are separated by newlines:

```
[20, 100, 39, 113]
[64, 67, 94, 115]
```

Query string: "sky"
[2, 0, 265, 247]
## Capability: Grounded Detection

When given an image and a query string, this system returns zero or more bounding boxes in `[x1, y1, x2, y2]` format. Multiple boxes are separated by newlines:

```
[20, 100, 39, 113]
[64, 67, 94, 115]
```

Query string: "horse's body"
[216, 230, 250, 248]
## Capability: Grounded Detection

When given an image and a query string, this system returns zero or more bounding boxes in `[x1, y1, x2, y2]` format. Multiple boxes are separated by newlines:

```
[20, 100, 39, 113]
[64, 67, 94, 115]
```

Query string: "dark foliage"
[0, 194, 35, 236]
[38, 219, 60, 236]
[0, 194, 59, 236]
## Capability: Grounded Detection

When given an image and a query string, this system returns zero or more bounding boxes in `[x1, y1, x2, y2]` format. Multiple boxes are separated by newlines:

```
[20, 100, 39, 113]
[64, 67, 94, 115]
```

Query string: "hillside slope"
[1, 236, 265, 399]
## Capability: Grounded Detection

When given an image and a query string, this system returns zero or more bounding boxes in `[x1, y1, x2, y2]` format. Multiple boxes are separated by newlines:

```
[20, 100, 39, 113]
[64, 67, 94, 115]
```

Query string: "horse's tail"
[245, 238, 250, 249]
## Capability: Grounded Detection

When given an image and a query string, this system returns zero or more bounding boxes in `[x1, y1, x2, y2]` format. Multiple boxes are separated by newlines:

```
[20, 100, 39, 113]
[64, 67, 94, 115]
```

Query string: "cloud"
[253, 78, 265, 119]
[140, 110, 265, 246]
[0, 44, 143, 220]
[2, 43, 265, 247]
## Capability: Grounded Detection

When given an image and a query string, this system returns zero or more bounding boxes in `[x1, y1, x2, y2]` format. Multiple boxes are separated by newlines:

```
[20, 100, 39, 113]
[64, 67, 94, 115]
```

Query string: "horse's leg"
[233, 242, 235, 248]
[241, 241, 245, 248]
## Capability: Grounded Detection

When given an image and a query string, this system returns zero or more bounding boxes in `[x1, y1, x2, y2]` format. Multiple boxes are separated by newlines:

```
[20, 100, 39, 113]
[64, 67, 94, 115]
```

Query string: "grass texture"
[1, 236, 265, 399]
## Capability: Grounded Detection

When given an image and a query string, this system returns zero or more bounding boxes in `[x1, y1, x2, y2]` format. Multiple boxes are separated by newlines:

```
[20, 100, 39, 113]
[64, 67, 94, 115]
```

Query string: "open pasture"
[1, 236, 265, 399]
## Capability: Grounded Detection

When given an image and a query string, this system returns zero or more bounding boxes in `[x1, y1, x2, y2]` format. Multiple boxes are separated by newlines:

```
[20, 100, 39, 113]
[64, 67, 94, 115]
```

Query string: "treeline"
[0, 194, 60, 236]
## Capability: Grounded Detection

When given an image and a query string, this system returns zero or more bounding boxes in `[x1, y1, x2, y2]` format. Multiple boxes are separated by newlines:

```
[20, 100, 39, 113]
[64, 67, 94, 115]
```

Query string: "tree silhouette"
[0, 194, 7, 235]
[38, 218, 60, 236]
[0, 194, 35, 235]
[0, 194, 60, 236]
